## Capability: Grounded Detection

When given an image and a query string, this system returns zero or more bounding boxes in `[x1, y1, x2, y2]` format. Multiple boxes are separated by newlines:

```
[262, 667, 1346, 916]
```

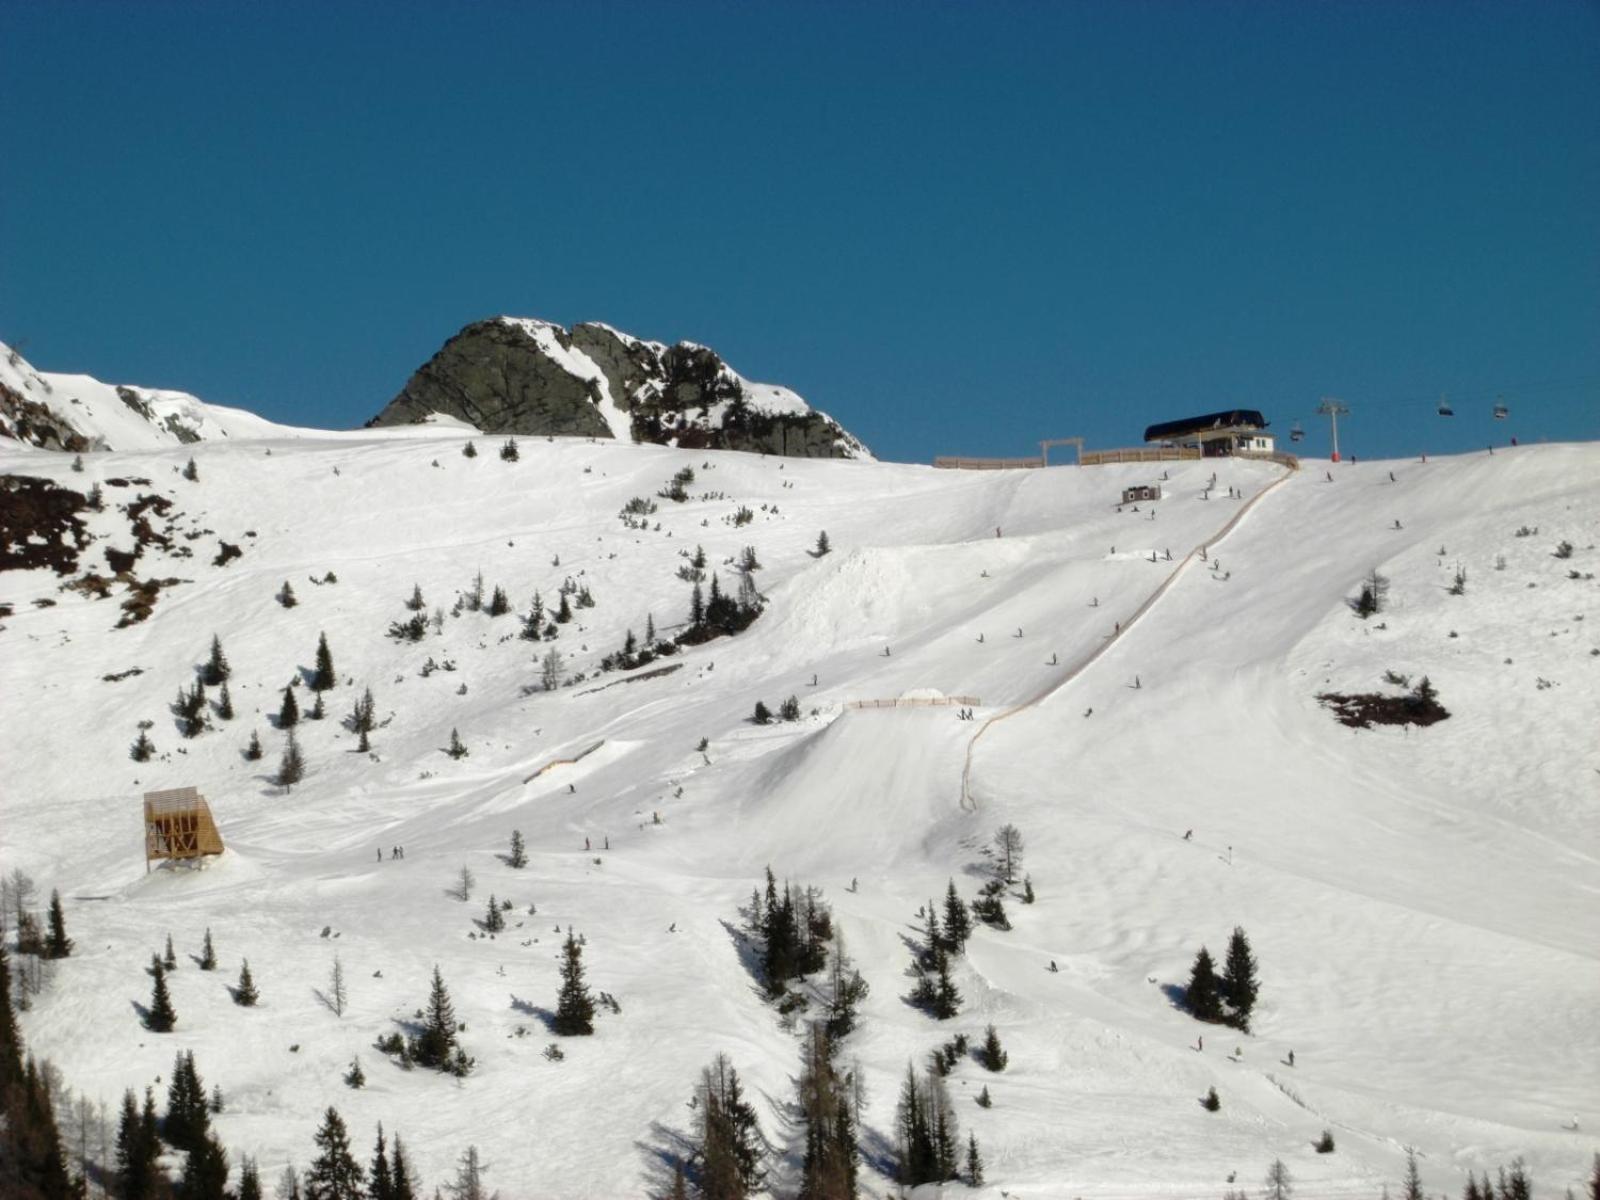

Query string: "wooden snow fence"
[846, 696, 980, 710]
[143, 787, 224, 869]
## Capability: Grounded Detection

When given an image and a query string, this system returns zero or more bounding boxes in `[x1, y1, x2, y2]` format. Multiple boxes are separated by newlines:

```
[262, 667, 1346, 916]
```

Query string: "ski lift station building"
[1144, 409, 1275, 457]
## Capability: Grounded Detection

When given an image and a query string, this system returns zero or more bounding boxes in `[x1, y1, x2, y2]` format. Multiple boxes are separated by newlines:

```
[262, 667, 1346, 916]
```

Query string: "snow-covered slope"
[1, 428, 1596, 1198]
[0, 341, 303, 452]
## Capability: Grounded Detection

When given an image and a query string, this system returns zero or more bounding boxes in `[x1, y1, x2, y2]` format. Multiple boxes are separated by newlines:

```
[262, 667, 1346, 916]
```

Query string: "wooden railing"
[933, 456, 1045, 470]
[1080, 446, 1201, 466]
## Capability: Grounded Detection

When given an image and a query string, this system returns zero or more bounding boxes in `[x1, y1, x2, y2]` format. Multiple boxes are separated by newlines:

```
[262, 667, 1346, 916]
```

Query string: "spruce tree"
[699, 1054, 763, 1200]
[978, 1024, 1007, 1071]
[390, 1134, 418, 1200]
[368, 1125, 394, 1200]
[217, 681, 234, 721]
[1401, 1147, 1423, 1200]
[115, 1088, 154, 1200]
[238, 1155, 263, 1200]
[278, 729, 305, 789]
[553, 931, 595, 1035]
[131, 729, 155, 762]
[164, 933, 177, 970]
[279, 685, 300, 729]
[966, 1132, 984, 1187]
[482, 895, 504, 933]
[931, 949, 961, 1019]
[304, 1107, 365, 1200]
[312, 632, 336, 692]
[508, 829, 527, 869]
[796, 1023, 857, 1200]
[406, 583, 425, 611]
[689, 580, 705, 629]
[941, 880, 971, 954]
[44, 890, 71, 959]
[278, 580, 297, 608]
[145, 962, 176, 1031]
[815, 530, 830, 556]
[462, 439, 477, 458]
[234, 959, 259, 1006]
[1220, 926, 1259, 1029]
[447, 728, 468, 759]
[245, 730, 263, 760]
[1185, 945, 1223, 1022]
[164, 1049, 210, 1152]
[203, 635, 231, 686]
[409, 967, 459, 1069]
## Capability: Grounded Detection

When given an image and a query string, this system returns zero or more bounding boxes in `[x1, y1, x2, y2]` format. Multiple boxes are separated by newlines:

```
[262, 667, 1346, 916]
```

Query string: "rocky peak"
[367, 317, 870, 459]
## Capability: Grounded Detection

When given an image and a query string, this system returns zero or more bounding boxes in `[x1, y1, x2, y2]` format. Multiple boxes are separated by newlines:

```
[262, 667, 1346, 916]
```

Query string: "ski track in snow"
[1, 430, 1597, 1198]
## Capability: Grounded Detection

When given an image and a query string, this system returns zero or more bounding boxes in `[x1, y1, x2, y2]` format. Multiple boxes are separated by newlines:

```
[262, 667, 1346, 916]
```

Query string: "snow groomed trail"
[960, 458, 1298, 809]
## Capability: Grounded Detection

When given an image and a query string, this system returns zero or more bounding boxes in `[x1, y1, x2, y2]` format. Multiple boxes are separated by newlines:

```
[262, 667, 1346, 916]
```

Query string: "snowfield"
[1, 418, 1596, 1198]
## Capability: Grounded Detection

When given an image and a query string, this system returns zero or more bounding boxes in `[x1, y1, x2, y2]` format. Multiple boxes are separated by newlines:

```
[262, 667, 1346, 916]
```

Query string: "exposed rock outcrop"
[368, 318, 869, 459]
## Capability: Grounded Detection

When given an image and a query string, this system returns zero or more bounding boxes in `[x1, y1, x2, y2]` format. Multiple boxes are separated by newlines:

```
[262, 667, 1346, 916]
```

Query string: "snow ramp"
[730, 707, 972, 876]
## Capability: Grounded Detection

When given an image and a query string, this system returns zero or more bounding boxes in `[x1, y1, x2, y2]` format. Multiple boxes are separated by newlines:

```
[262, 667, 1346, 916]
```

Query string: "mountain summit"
[367, 317, 870, 458]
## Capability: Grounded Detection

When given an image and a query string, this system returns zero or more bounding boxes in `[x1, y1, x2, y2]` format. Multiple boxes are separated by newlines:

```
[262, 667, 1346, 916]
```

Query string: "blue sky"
[4, 1, 1596, 463]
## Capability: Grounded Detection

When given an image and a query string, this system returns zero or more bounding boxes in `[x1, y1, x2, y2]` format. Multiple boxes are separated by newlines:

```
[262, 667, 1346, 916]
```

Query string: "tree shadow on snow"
[634, 1120, 697, 1200]
[508, 994, 557, 1033]
[1159, 982, 1189, 1012]
[718, 918, 774, 1002]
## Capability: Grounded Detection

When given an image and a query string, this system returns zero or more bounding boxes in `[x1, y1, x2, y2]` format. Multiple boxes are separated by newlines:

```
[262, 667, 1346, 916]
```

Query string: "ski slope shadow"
[960, 460, 1297, 809]
[729, 707, 973, 876]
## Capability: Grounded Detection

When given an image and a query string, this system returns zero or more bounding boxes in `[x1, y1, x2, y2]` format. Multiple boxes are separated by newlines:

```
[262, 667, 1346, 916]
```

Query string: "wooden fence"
[846, 696, 980, 710]
[933, 456, 1045, 471]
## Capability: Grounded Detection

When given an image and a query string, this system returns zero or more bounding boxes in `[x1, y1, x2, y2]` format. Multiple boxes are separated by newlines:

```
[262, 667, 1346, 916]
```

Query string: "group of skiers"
[377, 845, 405, 861]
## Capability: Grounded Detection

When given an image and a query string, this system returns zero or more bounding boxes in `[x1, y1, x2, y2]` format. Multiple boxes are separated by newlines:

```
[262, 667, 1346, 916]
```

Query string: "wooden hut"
[1122, 483, 1163, 504]
[144, 787, 224, 869]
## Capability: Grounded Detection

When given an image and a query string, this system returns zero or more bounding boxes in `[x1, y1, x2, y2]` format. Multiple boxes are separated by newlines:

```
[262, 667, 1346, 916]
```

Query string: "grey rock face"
[368, 318, 868, 459]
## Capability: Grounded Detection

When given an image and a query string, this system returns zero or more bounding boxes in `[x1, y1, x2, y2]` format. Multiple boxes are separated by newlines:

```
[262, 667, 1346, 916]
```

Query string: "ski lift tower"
[1316, 398, 1349, 463]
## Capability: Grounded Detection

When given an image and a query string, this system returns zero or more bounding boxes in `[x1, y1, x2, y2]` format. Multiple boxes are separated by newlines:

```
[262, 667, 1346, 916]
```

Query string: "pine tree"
[329, 954, 347, 1016]
[145, 962, 176, 1031]
[796, 1023, 857, 1200]
[164, 1049, 210, 1152]
[406, 583, 425, 611]
[115, 1088, 154, 1200]
[500, 437, 519, 461]
[942, 880, 971, 954]
[447, 728, 468, 759]
[344, 1057, 364, 1089]
[815, 531, 830, 556]
[462, 439, 477, 458]
[645, 613, 656, 644]
[555, 592, 572, 623]
[131, 728, 155, 761]
[390, 1134, 418, 1200]
[217, 681, 235, 721]
[368, 1126, 394, 1200]
[1401, 1147, 1423, 1200]
[1185, 945, 1223, 1022]
[993, 823, 1024, 884]
[233, 959, 259, 1006]
[1201, 1085, 1220, 1111]
[304, 1107, 365, 1200]
[752, 700, 772, 724]
[823, 932, 869, 1041]
[482, 895, 504, 933]
[553, 931, 595, 1035]
[244, 730, 263, 760]
[182, 457, 199, 482]
[508, 830, 527, 869]
[203, 635, 230, 685]
[164, 933, 177, 970]
[278, 580, 297, 608]
[409, 967, 459, 1069]
[279, 685, 300, 729]
[312, 632, 335, 692]
[44, 890, 71, 959]
[238, 1155, 263, 1200]
[966, 1133, 984, 1187]
[488, 585, 509, 617]
[931, 948, 961, 1019]
[1220, 926, 1259, 1029]
[689, 580, 705, 629]
[699, 1054, 763, 1200]
[278, 729, 306, 789]
[978, 1024, 1007, 1071]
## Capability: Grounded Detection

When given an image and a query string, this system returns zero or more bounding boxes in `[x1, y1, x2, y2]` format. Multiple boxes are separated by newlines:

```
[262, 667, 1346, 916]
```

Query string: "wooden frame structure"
[144, 787, 224, 869]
